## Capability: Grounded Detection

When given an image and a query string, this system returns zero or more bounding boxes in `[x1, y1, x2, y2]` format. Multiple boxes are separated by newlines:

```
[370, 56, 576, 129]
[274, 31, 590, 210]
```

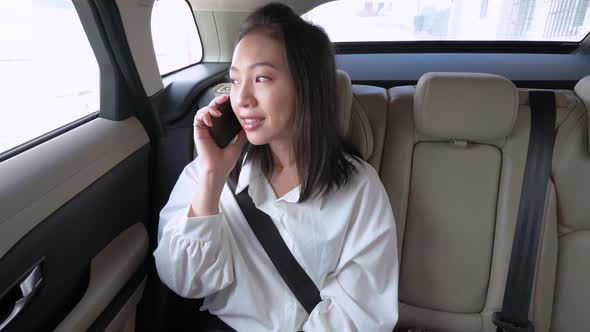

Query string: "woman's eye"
[255, 76, 271, 82]
[230, 79, 239, 85]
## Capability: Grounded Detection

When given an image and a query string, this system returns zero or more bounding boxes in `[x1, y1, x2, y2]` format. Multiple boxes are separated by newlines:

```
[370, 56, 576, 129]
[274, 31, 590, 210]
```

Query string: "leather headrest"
[574, 75, 590, 154]
[335, 70, 375, 160]
[336, 70, 352, 136]
[414, 72, 518, 141]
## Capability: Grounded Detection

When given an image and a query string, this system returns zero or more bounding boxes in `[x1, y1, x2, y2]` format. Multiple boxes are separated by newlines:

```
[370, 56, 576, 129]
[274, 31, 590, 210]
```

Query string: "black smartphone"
[208, 97, 242, 148]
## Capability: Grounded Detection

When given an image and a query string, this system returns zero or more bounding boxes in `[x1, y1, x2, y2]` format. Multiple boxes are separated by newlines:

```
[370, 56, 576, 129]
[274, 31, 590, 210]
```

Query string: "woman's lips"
[240, 117, 264, 131]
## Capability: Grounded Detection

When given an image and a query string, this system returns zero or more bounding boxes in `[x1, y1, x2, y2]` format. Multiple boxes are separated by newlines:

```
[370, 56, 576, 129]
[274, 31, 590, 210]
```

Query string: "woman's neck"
[266, 141, 300, 198]
[269, 141, 296, 171]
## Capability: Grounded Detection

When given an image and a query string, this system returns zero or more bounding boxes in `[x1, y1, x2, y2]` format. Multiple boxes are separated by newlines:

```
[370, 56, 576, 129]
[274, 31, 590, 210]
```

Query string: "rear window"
[303, 0, 590, 42]
[151, 0, 202, 75]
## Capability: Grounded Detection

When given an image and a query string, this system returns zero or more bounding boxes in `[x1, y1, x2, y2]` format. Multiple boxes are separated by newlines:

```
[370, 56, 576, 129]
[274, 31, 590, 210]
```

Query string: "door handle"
[0, 264, 43, 331]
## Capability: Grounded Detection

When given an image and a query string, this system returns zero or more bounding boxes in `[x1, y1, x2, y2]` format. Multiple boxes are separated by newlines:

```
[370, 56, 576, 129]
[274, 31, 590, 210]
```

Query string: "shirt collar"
[234, 155, 303, 204]
[276, 185, 301, 203]
[234, 155, 263, 195]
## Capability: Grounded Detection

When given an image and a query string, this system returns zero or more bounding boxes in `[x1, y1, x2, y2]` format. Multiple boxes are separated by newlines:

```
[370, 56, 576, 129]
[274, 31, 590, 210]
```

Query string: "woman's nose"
[234, 83, 257, 109]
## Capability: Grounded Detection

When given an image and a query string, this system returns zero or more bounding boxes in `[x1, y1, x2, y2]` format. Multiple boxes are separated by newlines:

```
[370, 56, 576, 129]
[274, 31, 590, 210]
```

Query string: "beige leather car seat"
[339, 70, 589, 331]
[549, 75, 590, 331]
[337, 70, 389, 172]
[381, 72, 558, 332]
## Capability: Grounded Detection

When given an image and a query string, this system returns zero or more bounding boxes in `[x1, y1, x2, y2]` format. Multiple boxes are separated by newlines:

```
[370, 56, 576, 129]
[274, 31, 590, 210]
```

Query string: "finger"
[196, 107, 218, 121]
[209, 107, 222, 117]
[193, 123, 211, 138]
[203, 112, 213, 127]
[196, 106, 215, 116]
[194, 109, 206, 123]
[208, 94, 229, 107]
[193, 117, 210, 139]
[194, 113, 207, 130]
[193, 120, 206, 130]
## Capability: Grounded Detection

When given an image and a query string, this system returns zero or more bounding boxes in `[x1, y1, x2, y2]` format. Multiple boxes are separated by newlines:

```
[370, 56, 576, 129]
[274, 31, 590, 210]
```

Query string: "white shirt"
[153, 155, 398, 332]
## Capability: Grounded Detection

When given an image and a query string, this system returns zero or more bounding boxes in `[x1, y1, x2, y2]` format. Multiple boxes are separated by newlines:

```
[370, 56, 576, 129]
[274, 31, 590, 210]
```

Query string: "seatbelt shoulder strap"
[228, 182, 322, 314]
[494, 90, 556, 332]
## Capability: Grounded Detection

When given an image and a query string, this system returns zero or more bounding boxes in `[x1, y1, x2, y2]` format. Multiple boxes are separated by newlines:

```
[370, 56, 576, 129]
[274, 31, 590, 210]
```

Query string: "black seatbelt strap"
[493, 91, 556, 332]
[228, 182, 322, 314]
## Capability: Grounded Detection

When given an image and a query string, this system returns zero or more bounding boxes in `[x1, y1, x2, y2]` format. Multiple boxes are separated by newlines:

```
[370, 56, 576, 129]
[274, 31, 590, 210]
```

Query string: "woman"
[154, 3, 398, 331]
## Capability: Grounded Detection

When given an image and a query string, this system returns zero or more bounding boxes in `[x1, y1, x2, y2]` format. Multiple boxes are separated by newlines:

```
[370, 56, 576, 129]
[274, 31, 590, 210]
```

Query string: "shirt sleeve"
[153, 159, 234, 299]
[302, 167, 399, 332]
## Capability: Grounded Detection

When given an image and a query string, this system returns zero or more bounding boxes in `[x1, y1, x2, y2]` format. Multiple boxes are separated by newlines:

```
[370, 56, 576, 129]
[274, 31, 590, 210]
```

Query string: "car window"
[151, 0, 202, 75]
[0, 0, 99, 156]
[303, 0, 590, 42]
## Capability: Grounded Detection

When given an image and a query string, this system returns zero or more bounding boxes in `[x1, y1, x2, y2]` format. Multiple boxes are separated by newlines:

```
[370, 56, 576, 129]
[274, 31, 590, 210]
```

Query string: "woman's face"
[229, 30, 297, 146]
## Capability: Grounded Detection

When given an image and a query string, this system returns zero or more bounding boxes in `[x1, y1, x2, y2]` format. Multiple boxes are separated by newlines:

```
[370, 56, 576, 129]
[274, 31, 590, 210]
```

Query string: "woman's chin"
[244, 133, 269, 146]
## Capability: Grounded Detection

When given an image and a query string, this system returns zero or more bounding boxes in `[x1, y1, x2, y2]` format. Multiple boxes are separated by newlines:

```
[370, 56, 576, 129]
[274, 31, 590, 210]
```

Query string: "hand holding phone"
[193, 95, 246, 179]
[207, 96, 243, 149]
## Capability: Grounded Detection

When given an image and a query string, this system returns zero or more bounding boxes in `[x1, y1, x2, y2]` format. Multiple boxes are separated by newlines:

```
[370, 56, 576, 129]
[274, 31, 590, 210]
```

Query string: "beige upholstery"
[573, 75, 590, 153]
[0, 118, 149, 261]
[379, 73, 564, 332]
[519, 88, 583, 332]
[550, 76, 590, 332]
[339, 70, 590, 331]
[56, 223, 148, 331]
[336, 70, 353, 137]
[402, 142, 501, 313]
[349, 85, 388, 171]
[414, 72, 518, 141]
[337, 71, 389, 170]
[385, 82, 524, 331]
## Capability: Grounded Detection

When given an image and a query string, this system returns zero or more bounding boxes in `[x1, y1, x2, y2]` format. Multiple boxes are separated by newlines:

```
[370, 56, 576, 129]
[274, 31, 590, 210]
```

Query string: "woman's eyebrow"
[230, 62, 277, 72]
[249, 62, 277, 70]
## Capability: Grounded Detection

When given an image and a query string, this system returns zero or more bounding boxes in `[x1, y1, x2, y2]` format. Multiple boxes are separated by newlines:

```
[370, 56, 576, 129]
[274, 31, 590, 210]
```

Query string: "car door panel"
[56, 223, 148, 332]
[0, 117, 150, 331]
[0, 118, 149, 258]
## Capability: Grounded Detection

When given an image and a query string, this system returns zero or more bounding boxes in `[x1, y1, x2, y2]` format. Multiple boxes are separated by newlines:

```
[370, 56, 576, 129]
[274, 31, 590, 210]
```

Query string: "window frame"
[0, 113, 98, 163]
[333, 40, 584, 54]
